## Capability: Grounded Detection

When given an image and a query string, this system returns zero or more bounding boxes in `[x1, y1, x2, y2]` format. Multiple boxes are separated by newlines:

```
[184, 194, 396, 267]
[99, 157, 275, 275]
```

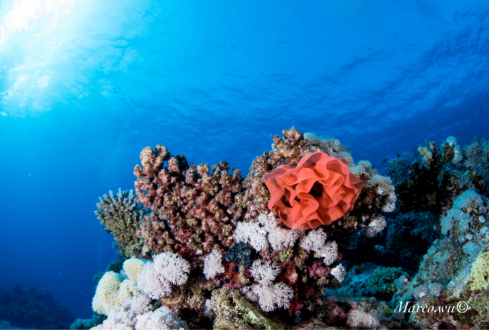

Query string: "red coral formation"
[280, 261, 298, 286]
[242, 127, 393, 237]
[242, 128, 316, 222]
[307, 260, 329, 279]
[263, 152, 364, 230]
[133, 144, 246, 270]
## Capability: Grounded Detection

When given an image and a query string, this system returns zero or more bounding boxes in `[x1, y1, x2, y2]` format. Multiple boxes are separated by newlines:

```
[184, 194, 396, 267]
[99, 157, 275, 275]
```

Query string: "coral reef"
[85, 129, 489, 329]
[0, 285, 74, 329]
[325, 263, 408, 303]
[129, 128, 394, 326]
[95, 189, 146, 257]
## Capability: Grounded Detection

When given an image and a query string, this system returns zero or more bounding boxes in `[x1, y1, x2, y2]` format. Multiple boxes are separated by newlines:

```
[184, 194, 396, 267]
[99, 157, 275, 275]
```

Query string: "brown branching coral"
[133, 144, 246, 270]
[95, 189, 146, 257]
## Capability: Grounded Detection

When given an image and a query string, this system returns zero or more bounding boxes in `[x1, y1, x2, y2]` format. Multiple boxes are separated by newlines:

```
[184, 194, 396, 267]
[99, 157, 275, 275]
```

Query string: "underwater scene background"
[1, 0, 489, 329]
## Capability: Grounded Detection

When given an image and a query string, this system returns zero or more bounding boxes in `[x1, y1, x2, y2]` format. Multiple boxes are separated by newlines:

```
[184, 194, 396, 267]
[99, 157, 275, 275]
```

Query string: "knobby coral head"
[263, 152, 363, 230]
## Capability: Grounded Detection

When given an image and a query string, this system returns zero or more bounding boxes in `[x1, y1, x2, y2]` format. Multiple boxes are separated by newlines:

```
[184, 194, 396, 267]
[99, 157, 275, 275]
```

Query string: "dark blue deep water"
[0, 0, 488, 327]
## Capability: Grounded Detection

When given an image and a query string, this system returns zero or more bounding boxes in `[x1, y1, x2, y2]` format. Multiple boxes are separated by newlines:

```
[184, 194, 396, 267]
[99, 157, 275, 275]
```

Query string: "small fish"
[397, 152, 400, 158]
[383, 158, 388, 165]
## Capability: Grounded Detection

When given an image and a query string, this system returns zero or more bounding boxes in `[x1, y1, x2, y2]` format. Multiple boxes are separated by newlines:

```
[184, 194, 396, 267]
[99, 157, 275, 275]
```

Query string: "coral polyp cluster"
[81, 128, 489, 330]
[134, 144, 245, 269]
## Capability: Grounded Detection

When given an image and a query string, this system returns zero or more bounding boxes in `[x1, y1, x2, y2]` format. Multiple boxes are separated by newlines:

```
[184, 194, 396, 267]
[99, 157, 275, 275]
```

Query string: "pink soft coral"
[263, 152, 363, 230]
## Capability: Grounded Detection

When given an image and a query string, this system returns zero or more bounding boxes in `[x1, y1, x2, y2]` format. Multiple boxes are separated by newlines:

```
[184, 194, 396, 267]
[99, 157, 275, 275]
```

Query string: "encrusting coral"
[469, 251, 489, 291]
[95, 189, 146, 257]
[345, 309, 380, 329]
[209, 287, 285, 330]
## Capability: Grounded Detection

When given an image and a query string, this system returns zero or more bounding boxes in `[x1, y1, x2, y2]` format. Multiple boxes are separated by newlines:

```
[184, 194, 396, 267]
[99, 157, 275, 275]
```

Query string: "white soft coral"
[234, 221, 269, 251]
[136, 252, 190, 299]
[316, 240, 338, 266]
[153, 252, 190, 285]
[251, 282, 293, 312]
[203, 249, 225, 280]
[249, 259, 281, 285]
[91, 296, 152, 329]
[235, 212, 300, 252]
[299, 228, 327, 251]
[135, 306, 188, 330]
[244, 258, 293, 312]
[362, 216, 387, 238]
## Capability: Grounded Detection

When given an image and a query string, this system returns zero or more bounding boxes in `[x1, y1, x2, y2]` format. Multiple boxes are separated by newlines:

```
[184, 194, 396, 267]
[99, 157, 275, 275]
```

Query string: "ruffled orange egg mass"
[263, 152, 363, 230]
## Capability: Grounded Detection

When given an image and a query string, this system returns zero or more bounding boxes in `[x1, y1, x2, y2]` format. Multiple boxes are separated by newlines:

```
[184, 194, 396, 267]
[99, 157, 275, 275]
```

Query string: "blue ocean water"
[0, 0, 488, 325]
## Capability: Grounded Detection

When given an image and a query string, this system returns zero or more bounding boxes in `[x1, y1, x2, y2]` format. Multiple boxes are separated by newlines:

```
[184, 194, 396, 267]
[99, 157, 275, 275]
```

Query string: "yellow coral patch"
[470, 251, 489, 291]
[117, 279, 143, 303]
[92, 271, 122, 315]
[123, 258, 146, 282]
